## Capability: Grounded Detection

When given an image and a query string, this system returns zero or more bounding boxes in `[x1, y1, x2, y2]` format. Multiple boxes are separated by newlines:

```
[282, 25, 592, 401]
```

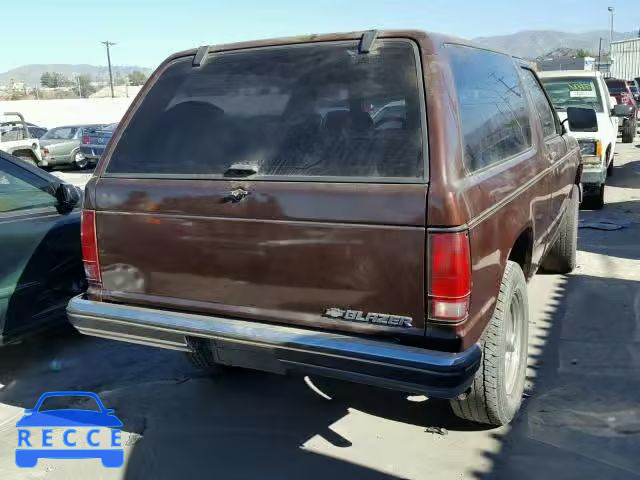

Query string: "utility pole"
[101, 41, 117, 98]
[597, 38, 603, 72]
[73, 72, 82, 97]
[608, 7, 615, 50]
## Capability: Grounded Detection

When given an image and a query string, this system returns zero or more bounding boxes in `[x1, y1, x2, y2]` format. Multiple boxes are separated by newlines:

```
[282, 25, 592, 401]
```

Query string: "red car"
[605, 78, 638, 143]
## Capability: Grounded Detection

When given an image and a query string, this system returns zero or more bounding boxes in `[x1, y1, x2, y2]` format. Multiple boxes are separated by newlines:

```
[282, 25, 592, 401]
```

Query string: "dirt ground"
[2, 138, 639, 479]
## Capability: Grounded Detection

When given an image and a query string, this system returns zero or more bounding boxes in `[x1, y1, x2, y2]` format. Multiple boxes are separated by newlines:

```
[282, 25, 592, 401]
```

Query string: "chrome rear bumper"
[67, 295, 481, 399]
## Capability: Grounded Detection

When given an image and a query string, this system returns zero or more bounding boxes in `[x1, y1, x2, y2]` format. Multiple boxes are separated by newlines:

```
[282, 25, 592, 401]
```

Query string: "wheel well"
[11, 149, 37, 160]
[509, 227, 533, 280]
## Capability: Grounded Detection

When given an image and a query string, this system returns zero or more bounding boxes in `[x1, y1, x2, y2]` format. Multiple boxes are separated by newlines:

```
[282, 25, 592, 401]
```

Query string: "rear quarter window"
[105, 40, 426, 181]
[447, 45, 532, 173]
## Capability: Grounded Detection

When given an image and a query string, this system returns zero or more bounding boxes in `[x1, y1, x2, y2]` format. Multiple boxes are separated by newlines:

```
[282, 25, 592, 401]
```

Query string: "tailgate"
[89, 130, 112, 146]
[94, 179, 427, 336]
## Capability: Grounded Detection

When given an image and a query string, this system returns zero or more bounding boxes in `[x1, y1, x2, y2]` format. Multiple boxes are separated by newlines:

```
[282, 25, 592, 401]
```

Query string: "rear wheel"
[541, 185, 579, 272]
[73, 150, 88, 169]
[450, 261, 528, 426]
[592, 183, 605, 210]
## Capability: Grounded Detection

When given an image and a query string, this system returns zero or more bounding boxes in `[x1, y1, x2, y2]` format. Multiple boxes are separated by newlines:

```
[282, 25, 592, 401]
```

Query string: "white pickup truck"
[0, 112, 42, 166]
[539, 70, 628, 209]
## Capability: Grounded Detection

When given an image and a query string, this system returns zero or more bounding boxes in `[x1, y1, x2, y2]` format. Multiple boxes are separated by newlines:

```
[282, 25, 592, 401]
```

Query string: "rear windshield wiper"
[224, 163, 259, 177]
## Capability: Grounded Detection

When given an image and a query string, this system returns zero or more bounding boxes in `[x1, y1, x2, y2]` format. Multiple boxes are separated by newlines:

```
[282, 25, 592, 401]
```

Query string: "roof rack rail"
[193, 45, 209, 67]
[359, 30, 378, 54]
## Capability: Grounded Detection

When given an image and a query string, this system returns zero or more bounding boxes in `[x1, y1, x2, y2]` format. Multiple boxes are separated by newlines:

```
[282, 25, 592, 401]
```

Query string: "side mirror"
[566, 107, 598, 132]
[612, 104, 633, 117]
[54, 183, 81, 214]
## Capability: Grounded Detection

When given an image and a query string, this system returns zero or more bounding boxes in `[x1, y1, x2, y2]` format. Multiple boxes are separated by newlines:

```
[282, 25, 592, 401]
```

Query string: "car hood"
[16, 410, 123, 428]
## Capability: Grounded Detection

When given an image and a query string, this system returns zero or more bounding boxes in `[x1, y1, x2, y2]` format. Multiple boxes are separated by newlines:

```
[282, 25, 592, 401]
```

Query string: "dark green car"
[0, 151, 85, 344]
[40, 124, 103, 170]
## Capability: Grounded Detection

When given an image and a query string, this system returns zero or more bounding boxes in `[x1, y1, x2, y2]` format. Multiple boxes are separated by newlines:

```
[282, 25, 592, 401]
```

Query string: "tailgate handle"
[224, 188, 250, 203]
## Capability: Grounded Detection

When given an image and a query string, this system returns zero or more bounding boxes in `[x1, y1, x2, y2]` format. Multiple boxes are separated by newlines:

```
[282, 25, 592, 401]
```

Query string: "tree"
[576, 49, 595, 58]
[128, 70, 148, 86]
[40, 72, 52, 87]
[77, 74, 97, 98]
[40, 71, 71, 88]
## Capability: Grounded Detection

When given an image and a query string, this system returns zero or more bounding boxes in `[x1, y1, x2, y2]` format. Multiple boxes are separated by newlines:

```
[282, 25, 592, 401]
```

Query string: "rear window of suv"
[105, 40, 426, 181]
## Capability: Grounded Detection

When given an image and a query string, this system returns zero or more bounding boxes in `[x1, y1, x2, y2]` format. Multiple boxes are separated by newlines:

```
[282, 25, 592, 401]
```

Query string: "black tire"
[185, 337, 228, 376]
[542, 185, 579, 272]
[592, 183, 605, 210]
[72, 150, 88, 170]
[450, 261, 529, 426]
[622, 125, 635, 143]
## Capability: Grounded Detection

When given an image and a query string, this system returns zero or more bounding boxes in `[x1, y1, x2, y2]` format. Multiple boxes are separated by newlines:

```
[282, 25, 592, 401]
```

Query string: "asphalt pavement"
[1, 139, 639, 479]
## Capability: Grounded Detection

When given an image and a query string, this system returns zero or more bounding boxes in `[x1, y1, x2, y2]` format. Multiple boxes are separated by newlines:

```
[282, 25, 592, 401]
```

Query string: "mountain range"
[0, 64, 153, 87]
[473, 29, 638, 59]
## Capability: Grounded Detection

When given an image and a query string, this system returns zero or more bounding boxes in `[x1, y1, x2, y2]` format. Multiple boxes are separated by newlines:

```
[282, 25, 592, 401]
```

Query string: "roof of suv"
[160, 30, 511, 64]
[537, 70, 603, 79]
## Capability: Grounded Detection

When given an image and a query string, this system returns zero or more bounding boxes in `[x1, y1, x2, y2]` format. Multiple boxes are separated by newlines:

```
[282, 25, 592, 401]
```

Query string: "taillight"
[428, 231, 471, 322]
[42, 148, 50, 156]
[81, 210, 102, 284]
[82, 135, 90, 145]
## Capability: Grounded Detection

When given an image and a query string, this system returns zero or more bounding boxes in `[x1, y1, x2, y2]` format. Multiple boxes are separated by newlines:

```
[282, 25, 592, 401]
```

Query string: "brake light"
[42, 148, 50, 156]
[82, 135, 90, 145]
[81, 210, 102, 283]
[428, 231, 471, 322]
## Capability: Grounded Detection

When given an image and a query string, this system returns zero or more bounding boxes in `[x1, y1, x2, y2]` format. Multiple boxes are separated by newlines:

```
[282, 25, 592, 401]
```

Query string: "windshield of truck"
[106, 40, 425, 180]
[541, 77, 604, 112]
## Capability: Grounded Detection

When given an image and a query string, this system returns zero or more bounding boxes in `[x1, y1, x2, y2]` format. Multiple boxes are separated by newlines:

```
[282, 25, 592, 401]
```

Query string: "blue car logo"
[16, 391, 124, 468]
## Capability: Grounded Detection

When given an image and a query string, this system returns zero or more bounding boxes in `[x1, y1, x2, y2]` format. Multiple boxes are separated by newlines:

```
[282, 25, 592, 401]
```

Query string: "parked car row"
[41, 123, 117, 170]
[539, 70, 636, 208]
[0, 112, 119, 171]
[1, 30, 636, 430]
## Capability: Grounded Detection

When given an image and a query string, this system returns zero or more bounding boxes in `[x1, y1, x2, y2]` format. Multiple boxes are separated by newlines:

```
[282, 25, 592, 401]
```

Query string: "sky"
[1, 0, 638, 72]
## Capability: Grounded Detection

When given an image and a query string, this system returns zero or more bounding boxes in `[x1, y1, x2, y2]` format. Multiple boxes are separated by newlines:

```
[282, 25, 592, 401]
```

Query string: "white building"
[610, 37, 640, 79]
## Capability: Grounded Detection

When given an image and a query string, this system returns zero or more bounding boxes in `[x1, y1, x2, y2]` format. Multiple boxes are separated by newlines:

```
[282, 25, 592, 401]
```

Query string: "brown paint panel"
[94, 179, 428, 336]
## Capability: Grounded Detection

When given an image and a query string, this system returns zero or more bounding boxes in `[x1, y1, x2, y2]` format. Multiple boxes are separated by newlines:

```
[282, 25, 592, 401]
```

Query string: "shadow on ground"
[606, 159, 640, 190]
[0, 326, 476, 479]
[473, 271, 640, 479]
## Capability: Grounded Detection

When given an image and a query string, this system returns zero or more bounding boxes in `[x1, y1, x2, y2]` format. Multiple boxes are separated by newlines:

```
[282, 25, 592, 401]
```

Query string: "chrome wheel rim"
[75, 152, 87, 168]
[504, 290, 523, 395]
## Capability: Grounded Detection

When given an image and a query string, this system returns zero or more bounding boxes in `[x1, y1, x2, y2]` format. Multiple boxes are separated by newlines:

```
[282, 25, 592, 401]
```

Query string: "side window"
[521, 69, 557, 138]
[448, 45, 532, 172]
[0, 159, 55, 214]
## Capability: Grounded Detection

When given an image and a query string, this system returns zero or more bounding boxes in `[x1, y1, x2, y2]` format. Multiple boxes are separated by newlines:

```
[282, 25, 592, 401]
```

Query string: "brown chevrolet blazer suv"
[67, 30, 584, 426]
